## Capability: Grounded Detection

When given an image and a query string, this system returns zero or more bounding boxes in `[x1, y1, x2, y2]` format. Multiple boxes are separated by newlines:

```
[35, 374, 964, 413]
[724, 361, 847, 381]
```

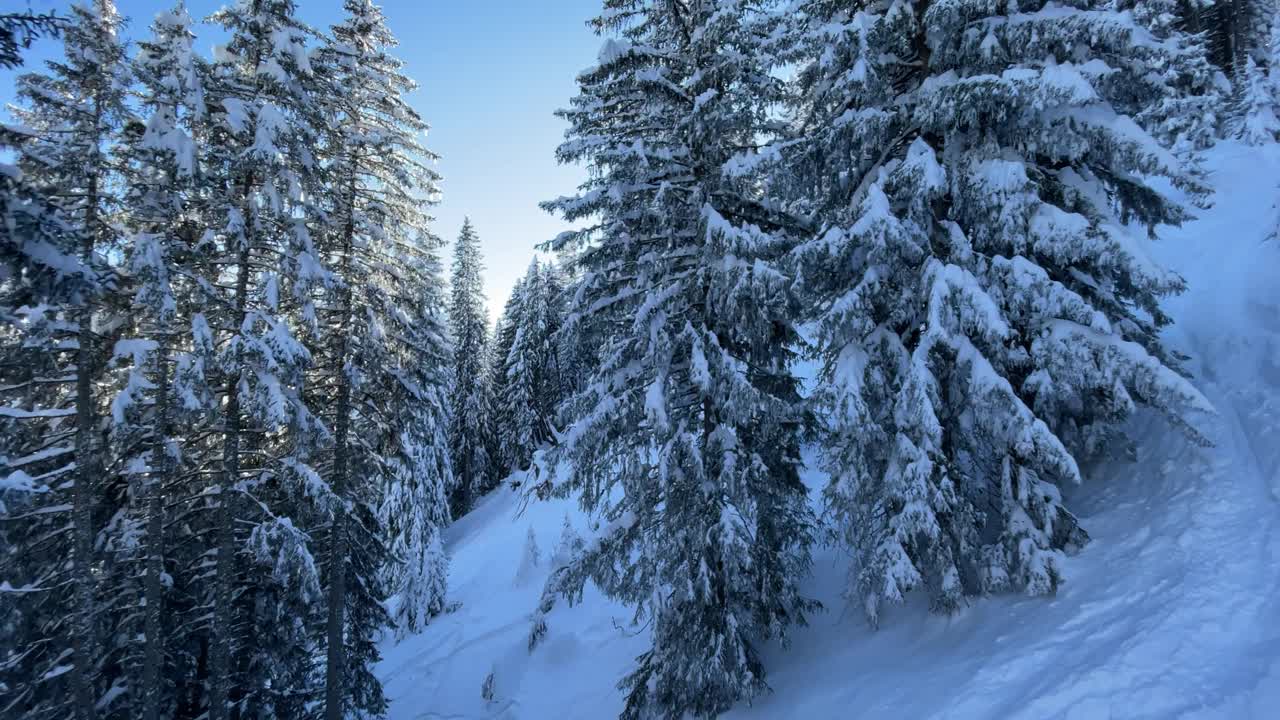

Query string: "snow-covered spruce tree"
[540, 2, 817, 717]
[527, 515, 584, 651]
[1, 2, 130, 716]
[380, 278, 453, 640]
[545, 259, 601, 448]
[1230, 5, 1280, 145]
[312, 0, 450, 712]
[111, 6, 206, 718]
[1122, 0, 1226, 152]
[488, 280, 523, 476]
[784, 0, 1213, 626]
[502, 259, 564, 473]
[489, 261, 573, 482]
[376, 228, 453, 642]
[541, 261, 582, 398]
[499, 263, 535, 471]
[447, 218, 494, 515]
[1235, 54, 1280, 142]
[0, 63, 87, 720]
[197, 1, 332, 716]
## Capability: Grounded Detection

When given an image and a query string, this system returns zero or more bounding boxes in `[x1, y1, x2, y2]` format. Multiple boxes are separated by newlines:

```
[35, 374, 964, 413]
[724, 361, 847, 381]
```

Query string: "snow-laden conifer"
[313, 1, 453, 710]
[541, 2, 817, 716]
[197, 0, 331, 714]
[1233, 6, 1280, 146]
[527, 515, 584, 652]
[502, 259, 564, 473]
[112, 6, 206, 717]
[488, 283, 523, 477]
[447, 219, 495, 514]
[1, 3, 130, 715]
[378, 236, 453, 636]
[379, 236, 453, 643]
[785, 0, 1214, 626]
[1123, 0, 1226, 152]
[1236, 56, 1280, 143]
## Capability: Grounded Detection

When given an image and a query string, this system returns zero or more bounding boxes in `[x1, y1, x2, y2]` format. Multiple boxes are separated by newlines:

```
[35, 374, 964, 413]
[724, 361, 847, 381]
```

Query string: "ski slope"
[377, 142, 1280, 719]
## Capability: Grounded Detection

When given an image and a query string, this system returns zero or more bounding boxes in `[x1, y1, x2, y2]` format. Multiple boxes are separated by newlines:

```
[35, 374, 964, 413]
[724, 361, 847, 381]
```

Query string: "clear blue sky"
[2, 0, 601, 319]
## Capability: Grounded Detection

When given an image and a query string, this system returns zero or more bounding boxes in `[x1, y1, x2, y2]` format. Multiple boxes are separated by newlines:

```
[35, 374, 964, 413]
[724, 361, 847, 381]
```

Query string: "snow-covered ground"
[377, 143, 1280, 719]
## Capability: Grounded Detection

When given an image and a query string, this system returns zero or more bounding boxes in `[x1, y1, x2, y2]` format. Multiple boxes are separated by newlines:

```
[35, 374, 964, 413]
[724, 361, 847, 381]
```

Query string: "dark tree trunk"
[210, 234, 251, 720]
[140, 332, 172, 720]
[325, 172, 358, 720]
[71, 107, 102, 720]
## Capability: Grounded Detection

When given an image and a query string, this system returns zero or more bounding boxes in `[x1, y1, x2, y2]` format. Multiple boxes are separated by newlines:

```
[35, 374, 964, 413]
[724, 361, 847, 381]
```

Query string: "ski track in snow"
[378, 143, 1280, 719]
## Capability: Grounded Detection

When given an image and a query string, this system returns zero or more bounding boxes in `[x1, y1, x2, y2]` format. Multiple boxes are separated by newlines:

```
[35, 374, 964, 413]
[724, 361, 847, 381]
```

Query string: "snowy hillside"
[378, 143, 1280, 720]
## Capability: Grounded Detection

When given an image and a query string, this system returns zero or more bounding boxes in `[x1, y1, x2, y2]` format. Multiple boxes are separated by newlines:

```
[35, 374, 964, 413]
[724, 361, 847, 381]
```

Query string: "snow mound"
[378, 143, 1280, 719]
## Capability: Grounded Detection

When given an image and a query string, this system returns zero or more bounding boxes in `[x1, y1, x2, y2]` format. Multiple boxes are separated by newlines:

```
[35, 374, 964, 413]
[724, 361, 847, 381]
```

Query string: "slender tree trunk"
[71, 110, 103, 720]
[457, 441, 472, 517]
[325, 172, 358, 720]
[1228, 0, 1245, 73]
[211, 11, 262, 708]
[141, 331, 172, 720]
[210, 225, 252, 720]
[324, 352, 351, 720]
[72, 275, 97, 720]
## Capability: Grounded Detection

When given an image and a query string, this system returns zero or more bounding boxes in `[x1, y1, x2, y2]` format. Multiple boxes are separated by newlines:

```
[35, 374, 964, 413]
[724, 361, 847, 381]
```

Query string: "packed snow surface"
[378, 143, 1280, 719]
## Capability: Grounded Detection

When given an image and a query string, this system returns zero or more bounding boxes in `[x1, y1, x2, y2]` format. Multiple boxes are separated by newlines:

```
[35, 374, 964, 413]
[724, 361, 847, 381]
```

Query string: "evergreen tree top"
[450, 218, 488, 320]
